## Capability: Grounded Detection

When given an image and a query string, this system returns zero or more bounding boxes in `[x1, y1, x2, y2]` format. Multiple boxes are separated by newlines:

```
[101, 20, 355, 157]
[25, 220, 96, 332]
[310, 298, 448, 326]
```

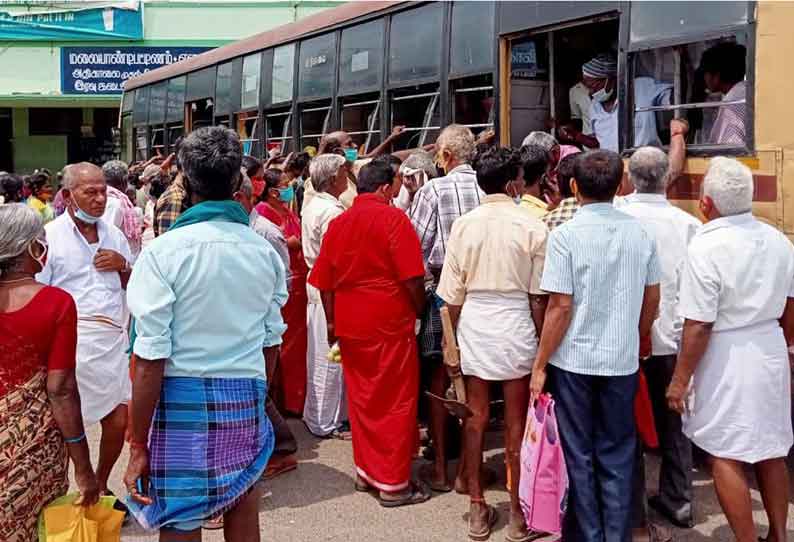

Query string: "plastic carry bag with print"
[519, 393, 569, 535]
[38, 494, 124, 542]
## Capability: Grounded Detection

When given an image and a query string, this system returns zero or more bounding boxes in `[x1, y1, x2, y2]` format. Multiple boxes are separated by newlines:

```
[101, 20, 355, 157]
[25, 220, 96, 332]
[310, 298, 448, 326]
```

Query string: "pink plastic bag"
[519, 393, 569, 535]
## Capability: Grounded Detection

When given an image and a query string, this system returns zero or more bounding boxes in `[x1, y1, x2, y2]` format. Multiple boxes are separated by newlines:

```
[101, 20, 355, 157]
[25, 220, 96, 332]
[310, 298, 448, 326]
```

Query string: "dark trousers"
[549, 365, 638, 542]
[266, 396, 298, 456]
[644, 354, 693, 510]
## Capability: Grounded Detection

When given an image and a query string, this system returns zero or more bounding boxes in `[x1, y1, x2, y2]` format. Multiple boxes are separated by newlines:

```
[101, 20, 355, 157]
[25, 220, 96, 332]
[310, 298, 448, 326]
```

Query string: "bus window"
[238, 110, 259, 156]
[272, 44, 295, 105]
[450, 1, 495, 76]
[340, 94, 381, 155]
[389, 3, 443, 83]
[166, 77, 185, 124]
[242, 53, 262, 111]
[266, 109, 292, 154]
[390, 84, 440, 151]
[133, 86, 149, 125]
[452, 74, 494, 137]
[167, 123, 182, 153]
[508, 36, 549, 145]
[188, 98, 213, 131]
[215, 115, 230, 129]
[300, 103, 331, 151]
[120, 114, 132, 163]
[215, 62, 233, 118]
[151, 127, 165, 157]
[339, 20, 384, 96]
[628, 35, 749, 152]
[299, 34, 336, 100]
[149, 82, 167, 126]
[134, 126, 148, 161]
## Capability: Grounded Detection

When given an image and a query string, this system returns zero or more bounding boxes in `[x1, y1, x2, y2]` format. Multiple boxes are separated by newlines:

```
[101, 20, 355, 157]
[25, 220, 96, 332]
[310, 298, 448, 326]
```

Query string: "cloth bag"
[519, 393, 569, 535]
[38, 494, 124, 542]
[635, 368, 659, 448]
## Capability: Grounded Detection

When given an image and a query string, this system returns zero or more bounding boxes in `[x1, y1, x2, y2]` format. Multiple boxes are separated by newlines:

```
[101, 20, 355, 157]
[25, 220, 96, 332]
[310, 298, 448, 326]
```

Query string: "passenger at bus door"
[557, 53, 672, 153]
[699, 42, 747, 146]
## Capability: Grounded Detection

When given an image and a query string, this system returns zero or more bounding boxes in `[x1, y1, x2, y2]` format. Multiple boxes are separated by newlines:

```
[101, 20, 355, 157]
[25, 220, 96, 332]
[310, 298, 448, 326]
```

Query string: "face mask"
[344, 148, 358, 162]
[592, 84, 614, 103]
[278, 185, 295, 203]
[72, 200, 101, 224]
[28, 238, 48, 271]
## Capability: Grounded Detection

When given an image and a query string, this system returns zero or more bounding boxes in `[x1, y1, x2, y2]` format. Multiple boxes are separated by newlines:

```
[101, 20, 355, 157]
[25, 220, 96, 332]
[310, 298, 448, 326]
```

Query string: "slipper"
[263, 454, 298, 480]
[468, 504, 498, 541]
[505, 529, 547, 542]
[354, 477, 372, 493]
[202, 515, 224, 530]
[418, 464, 453, 493]
[378, 481, 431, 508]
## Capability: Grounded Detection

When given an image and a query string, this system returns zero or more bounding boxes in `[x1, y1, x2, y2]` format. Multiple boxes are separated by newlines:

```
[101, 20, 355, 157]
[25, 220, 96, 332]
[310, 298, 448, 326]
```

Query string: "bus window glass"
[339, 20, 384, 95]
[186, 67, 215, 102]
[134, 126, 149, 160]
[451, 2, 495, 75]
[242, 53, 262, 110]
[300, 103, 331, 150]
[167, 123, 183, 151]
[188, 98, 213, 131]
[389, 4, 443, 82]
[272, 44, 295, 104]
[508, 37, 549, 145]
[149, 82, 167, 125]
[452, 74, 494, 137]
[122, 91, 134, 113]
[628, 34, 749, 151]
[238, 110, 260, 155]
[630, 1, 749, 49]
[133, 86, 149, 124]
[340, 94, 381, 154]
[299, 34, 336, 99]
[390, 84, 440, 151]
[151, 127, 165, 156]
[121, 114, 132, 163]
[266, 109, 292, 153]
[215, 62, 233, 116]
[166, 76, 185, 123]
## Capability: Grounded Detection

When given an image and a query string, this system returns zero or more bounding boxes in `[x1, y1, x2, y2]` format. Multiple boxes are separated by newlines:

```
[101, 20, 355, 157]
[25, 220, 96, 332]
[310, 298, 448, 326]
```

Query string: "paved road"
[76, 420, 794, 541]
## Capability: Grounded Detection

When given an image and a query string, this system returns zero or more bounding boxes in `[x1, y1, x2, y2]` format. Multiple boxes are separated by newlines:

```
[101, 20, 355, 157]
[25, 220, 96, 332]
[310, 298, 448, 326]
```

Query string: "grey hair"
[628, 147, 669, 194]
[437, 124, 476, 164]
[0, 203, 43, 276]
[521, 131, 558, 153]
[703, 156, 753, 216]
[102, 160, 129, 189]
[402, 150, 439, 179]
[62, 162, 104, 191]
[178, 126, 242, 201]
[309, 154, 346, 193]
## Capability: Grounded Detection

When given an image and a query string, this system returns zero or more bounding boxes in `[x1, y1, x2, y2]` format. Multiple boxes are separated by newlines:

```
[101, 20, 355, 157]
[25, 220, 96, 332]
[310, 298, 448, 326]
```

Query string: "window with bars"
[300, 103, 331, 150]
[151, 127, 165, 157]
[134, 126, 149, 161]
[265, 109, 292, 153]
[452, 74, 495, 137]
[340, 94, 381, 155]
[237, 110, 260, 156]
[167, 123, 183, 152]
[390, 84, 440, 151]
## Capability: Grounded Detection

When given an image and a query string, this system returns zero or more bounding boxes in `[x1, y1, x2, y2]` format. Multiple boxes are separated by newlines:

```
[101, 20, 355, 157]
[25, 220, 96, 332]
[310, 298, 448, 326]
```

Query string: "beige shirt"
[302, 191, 346, 304]
[519, 194, 548, 220]
[437, 194, 548, 306]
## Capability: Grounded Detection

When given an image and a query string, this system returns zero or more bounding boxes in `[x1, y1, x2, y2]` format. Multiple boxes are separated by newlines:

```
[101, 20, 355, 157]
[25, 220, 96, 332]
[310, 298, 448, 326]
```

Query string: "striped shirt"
[409, 164, 483, 269]
[710, 81, 746, 146]
[540, 202, 661, 376]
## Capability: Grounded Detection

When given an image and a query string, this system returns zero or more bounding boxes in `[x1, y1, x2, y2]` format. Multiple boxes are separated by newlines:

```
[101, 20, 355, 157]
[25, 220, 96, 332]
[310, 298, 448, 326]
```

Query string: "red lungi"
[278, 271, 308, 415]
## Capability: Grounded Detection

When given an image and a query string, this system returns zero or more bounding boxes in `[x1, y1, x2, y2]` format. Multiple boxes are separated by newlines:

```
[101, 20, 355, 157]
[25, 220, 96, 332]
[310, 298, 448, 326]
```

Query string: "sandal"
[202, 515, 224, 530]
[505, 529, 547, 542]
[468, 502, 498, 541]
[418, 464, 453, 493]
[378, 481, 431, 508]
[263, 454, 298, 480]
[354, 476, 372, 493]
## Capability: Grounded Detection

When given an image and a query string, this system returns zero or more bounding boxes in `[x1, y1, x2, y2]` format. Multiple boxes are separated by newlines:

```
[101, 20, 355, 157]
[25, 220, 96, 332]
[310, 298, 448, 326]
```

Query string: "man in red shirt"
[309, 157, 429, 507]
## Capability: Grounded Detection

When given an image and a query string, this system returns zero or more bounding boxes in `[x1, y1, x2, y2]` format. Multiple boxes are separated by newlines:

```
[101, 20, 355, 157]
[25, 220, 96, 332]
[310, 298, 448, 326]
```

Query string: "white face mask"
[592, 83, 614, 103]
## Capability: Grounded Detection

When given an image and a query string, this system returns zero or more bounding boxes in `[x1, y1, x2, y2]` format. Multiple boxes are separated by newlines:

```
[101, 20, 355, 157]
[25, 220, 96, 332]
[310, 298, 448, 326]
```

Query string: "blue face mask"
[278, 185, 295, 203]
[344, 148, 358, 162]
[73, 201, 101, 224]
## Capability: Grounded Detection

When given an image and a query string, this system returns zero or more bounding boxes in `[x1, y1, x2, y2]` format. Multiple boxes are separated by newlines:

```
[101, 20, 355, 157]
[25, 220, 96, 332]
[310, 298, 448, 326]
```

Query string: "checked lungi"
[126, 377, 274, 531]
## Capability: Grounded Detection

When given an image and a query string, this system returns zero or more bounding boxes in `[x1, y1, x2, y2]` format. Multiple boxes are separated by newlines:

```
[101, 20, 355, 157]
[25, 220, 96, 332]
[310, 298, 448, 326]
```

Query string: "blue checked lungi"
[126, 377, 274, 531]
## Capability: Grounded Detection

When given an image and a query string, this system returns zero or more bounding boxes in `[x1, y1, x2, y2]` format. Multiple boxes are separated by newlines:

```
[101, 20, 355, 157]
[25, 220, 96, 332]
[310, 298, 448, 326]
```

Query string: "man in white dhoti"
[437, 146, 548, 542]
[302, 153, 350, 438]
[38, 162, 132, 498]
[668, 157, 794, 542]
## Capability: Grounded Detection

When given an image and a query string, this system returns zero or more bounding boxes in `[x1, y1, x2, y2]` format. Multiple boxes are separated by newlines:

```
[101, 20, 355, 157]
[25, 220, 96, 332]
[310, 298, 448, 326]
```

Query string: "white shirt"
[38, 212, 132, 324]
[590, 77, 672, 152]
[569, 82, 593, 135]
[302, 191, 346, 304]
[620, 193, 702, 355]
[102, 196, 123, 230]
[679, 213, 794, 331]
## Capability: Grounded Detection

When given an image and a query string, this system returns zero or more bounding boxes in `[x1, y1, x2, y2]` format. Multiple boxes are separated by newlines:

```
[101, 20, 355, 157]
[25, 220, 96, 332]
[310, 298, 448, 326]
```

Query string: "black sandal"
[378, 481, 431, 508]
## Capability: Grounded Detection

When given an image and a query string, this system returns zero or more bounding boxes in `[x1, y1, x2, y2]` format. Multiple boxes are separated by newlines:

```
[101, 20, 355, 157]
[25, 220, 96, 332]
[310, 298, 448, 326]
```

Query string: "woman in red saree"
[0, 204, 99, 541]
[256, 168, 309, 415]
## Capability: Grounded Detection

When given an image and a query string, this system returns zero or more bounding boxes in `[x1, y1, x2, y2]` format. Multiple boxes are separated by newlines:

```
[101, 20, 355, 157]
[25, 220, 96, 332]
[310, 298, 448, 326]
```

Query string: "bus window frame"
[339, 94, 382, 155]
[299, 101, 332, 150]
[623, 22, 756, 157]
[450, 73, 496, 136]
[265, 108, 293, 154]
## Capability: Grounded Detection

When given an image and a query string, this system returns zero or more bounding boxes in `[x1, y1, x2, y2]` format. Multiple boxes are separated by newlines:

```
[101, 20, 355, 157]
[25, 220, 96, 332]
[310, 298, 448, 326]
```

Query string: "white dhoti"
[76, 317, 132, 426]
[684, 320, 793, 464]
[458, 291, 537, 381]
[303, 302, 347, 436]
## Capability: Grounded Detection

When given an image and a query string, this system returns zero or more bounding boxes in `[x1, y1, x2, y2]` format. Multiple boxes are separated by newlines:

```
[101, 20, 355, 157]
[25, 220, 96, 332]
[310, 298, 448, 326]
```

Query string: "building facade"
[0, 0, 340, 173]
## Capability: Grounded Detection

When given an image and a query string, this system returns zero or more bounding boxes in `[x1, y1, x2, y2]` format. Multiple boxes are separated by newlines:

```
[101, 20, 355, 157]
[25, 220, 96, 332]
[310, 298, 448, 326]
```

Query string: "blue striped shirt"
[540, 202, 661, 376]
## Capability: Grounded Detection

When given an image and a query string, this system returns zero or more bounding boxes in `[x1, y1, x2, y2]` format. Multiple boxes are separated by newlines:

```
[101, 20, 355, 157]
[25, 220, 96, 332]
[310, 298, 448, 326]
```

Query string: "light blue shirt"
[540, 202, 661, 376]
[127, 220, 288, 380]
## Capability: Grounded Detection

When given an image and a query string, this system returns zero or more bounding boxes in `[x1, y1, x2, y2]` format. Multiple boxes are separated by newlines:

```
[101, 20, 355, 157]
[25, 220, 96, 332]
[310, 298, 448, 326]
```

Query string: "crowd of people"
[0, 48, 787, 542]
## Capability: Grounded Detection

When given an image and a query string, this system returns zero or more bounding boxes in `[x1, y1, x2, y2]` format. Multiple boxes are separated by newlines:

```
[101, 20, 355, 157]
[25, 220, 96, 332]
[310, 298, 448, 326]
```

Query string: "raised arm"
[666, 118, 689, 190]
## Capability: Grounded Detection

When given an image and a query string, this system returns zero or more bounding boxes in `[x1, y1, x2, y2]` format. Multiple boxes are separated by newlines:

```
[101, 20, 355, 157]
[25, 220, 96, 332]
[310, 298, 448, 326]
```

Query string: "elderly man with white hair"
[667, 157, 794, 542]
[522, 131, 560, 167]
[619, 123, 700, 533]
[37, 162, 132, 502]
[302, 153, 351, 438]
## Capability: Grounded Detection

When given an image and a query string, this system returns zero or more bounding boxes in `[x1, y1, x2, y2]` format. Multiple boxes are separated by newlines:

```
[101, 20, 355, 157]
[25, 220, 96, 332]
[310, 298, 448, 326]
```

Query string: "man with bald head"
[37, 161, 132, 500]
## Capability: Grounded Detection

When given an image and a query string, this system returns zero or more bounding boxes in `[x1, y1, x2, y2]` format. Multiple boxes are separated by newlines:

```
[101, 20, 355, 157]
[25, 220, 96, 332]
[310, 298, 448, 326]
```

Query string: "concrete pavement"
[76, 420, 794, 541]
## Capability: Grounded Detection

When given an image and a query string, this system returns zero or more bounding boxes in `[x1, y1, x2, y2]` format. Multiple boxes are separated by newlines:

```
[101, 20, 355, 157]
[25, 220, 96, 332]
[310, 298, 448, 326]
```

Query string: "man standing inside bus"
[700, 42, 747, 146]
[559, 54, 672, 152]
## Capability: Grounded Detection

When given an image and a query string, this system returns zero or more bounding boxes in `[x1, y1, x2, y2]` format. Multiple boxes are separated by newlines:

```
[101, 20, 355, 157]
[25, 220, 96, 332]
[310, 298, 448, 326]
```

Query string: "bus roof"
[124, 0, 404, 92]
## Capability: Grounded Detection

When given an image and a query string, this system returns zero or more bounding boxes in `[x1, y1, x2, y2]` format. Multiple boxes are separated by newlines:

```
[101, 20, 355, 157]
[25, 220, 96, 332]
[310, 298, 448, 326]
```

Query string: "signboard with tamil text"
[61, 46, 212, 95]
[0, 1, 143, 40]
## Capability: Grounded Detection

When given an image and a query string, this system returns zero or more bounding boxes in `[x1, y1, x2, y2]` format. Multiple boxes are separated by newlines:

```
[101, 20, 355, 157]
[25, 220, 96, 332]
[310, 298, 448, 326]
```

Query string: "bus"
[120, 1, 791, 233]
